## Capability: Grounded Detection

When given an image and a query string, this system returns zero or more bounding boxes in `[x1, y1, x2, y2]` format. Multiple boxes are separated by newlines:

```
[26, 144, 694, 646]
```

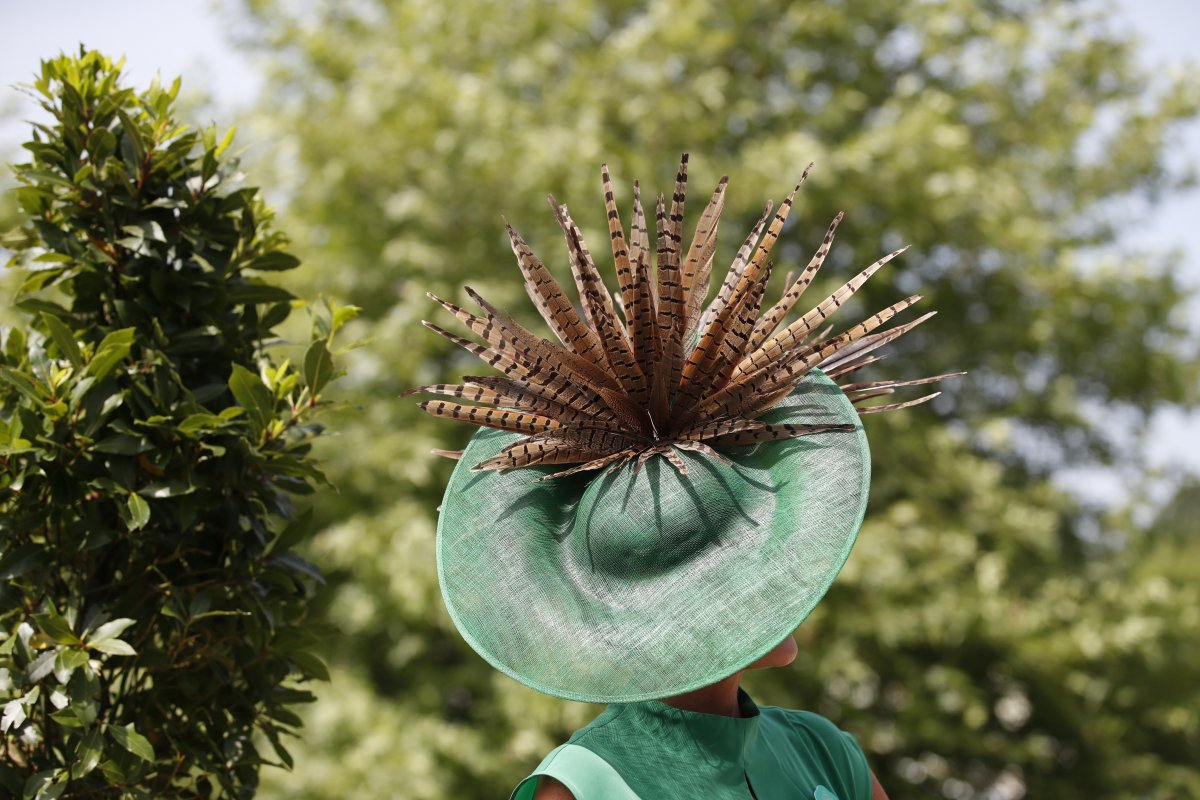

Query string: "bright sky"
[2, 0, 1198, 508]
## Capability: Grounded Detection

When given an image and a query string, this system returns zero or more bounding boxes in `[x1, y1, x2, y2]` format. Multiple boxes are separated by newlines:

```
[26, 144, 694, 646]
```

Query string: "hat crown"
[574, 454, 746, 580]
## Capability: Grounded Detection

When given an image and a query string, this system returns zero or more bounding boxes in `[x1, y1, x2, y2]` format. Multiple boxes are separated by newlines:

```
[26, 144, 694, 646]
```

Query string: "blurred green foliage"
[0, 51, 353, 798]
[247, 0, 1195, 797]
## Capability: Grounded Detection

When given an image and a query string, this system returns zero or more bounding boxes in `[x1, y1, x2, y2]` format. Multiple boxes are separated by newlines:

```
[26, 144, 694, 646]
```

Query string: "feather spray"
[405, 157, 963, 479]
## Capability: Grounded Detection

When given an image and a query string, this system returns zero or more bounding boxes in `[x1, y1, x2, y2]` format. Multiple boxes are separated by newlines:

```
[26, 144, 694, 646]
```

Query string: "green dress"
[511, 690, 871, 800]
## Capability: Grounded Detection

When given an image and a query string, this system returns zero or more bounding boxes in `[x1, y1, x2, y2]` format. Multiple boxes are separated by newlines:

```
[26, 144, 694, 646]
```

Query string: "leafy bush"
[0, 50, 353, 798]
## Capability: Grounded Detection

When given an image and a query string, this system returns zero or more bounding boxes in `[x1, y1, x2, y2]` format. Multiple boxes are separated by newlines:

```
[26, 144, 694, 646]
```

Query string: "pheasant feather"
[409, 156, 960, 477]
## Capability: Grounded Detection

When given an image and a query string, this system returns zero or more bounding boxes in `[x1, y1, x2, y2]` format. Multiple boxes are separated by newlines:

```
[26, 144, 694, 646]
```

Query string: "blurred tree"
[230, 0, 1200, 797]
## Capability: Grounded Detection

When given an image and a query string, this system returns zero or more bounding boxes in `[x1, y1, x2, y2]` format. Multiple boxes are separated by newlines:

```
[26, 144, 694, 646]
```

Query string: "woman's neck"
[659, 671, 745, 717]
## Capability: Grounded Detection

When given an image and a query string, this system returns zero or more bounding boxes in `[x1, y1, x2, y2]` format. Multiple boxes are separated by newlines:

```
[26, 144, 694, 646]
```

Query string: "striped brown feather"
[534, 449, 638, 481]
[817, 311, 937, 374]
[551, 199, 627, 348]
[681, 177, 728, 336]
[674, 259, 773, 416]
[660, 156, 690, 404]
[424, 319, 644, 429]
[629, 180, 656, 308]
[746, 212, 843, 353]
[707, 170, 808, 337]
[848, 388, 895, 404]
[473, 428, 646, 472]
[672, 440, 733, 466]
[708, 422, 855, 448]
[692, 295, 926, 422]
[840, 372, 965, 394]
[602, 164, 637, 328]
[464, 375, 619, 423]
[745, 295, 927, 400]
[696, 200, 772, 336]
[505, 223, 607, 369]
[675, 417, 766, 442]
[418, 400, 561, 435]
[554, 208, 647, 404]
[648, 191, 684, 427]
[627, 246, 660, 410]
[741, 169, 808, 283]
[733, 245, 909, 379]
[463, 286, 622, 394]
[857, 392, 940, 415]
[422, 320, 533, 381]
[822, 353, 888, 381]
[472, 443, 605, 472]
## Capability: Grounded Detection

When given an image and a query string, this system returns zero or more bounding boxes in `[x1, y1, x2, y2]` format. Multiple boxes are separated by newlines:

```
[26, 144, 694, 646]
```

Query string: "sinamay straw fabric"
[436, 368, 869, 703]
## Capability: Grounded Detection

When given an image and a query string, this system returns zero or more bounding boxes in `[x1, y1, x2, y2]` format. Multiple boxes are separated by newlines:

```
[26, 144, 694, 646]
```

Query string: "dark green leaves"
[40, 313, 82, 367]
[229, 364, 274, 435]
[72, 729, 104, 778]
[245, 251, 301, 271]
[87, 328, 135, 379]
[304, 340, 334, 395]
[123, 493, 151, 531]
[0, 543, 49, 580]
[33, 612, 79, 646]
[0, 49, 342, 798]
[109, 724, 154, 762]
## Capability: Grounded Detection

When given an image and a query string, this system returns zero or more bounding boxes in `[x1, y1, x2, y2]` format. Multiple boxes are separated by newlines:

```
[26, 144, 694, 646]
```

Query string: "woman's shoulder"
[757, 705, 873, 799]
[761, 704, 857, 740]
[531, 775, 576, 800]
[509, 741, 640, 800]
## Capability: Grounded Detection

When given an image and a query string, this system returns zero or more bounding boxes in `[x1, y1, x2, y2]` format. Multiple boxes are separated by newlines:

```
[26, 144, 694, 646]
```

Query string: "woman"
[526, 635, 890, 799]
[409, 156, 954, 799]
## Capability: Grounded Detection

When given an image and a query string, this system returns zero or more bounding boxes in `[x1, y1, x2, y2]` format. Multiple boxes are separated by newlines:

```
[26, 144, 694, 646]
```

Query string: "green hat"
[411, 156, 957, 703]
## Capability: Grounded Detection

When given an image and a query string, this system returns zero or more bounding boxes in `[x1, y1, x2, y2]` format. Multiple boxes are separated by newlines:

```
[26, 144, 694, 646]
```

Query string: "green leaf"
[115, 109, 146, 164]
[121, 220, 165, 243]
[330, 304, 361, 335]
[303, 339, 334, 396]
[287, 650, 330, 681]
[228, 282, 296, 304]
[50, 704, 87, 728]
[125, 493, 150, 530]
[22, 770, 66, 800]
[87, 328, 135, 379]
[263, 725, 294, 770]
[229, 364, 274, 434]
[245, 251, 301, 271]
[267, 706, 304, 728]
[55, 649, 90, 671]
[73, 729, 104, 778]
[34, 612, 79, 645]
[109, 724, 155, 762]
[137, 480, 193, 498]
[0, 543, 49, 580]
[177, 412, 224, 435]
[215, 124, 237, 157]
[17, 268, 67, 296]
[0, 367, 48, 405]
[89, 637, 136, 657]
[40, 313, 82, 367]
[89, 618, 136, 642]
[267, 508, 314, 556]
[98, 760, 126, 785]
[93, 433, 151, 454]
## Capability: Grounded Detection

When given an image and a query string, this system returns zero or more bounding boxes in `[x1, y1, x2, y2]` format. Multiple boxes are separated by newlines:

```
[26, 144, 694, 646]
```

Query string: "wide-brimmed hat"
[410, 156, 957, 703]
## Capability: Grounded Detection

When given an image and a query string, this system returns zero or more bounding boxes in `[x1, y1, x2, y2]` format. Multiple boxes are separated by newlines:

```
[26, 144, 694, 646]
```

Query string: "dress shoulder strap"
[510, 743, 641, 800]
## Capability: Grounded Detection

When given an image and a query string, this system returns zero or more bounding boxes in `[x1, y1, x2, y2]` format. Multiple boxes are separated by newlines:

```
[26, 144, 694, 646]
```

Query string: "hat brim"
[436, 368, 870, 703]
